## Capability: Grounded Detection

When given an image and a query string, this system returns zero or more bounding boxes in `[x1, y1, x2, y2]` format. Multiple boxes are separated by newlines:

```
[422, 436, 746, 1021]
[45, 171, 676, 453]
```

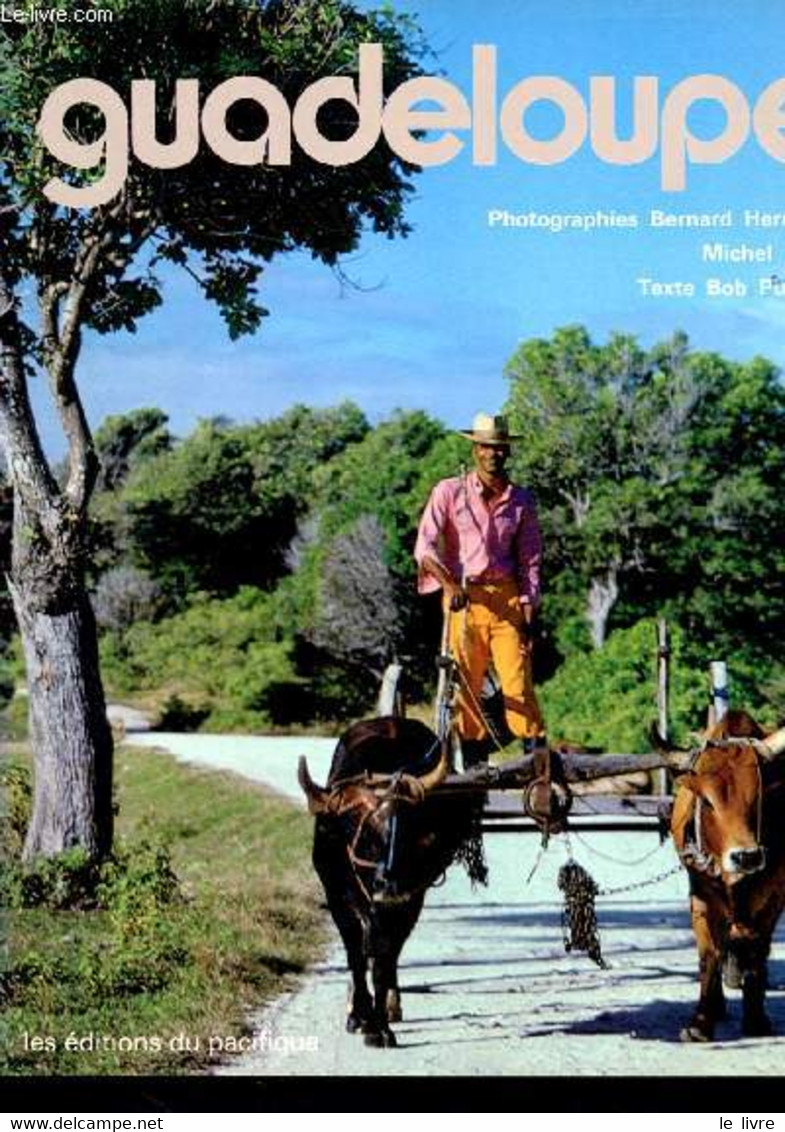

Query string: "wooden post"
[434, 608, 451, 737]
[655, 618, 670, 795]
[709, 660, 729, 727]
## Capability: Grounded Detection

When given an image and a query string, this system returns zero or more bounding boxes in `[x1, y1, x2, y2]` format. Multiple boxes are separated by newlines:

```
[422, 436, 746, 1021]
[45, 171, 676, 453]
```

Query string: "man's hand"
[446, 582, 468, 611]
[421, 555, 468, 612]
[519, 600, 535, 648]
[520, 600, 535, 627]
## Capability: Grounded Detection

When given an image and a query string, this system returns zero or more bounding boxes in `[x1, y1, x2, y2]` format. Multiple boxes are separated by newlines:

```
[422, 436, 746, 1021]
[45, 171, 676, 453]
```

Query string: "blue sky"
[34, 0, 785, 452]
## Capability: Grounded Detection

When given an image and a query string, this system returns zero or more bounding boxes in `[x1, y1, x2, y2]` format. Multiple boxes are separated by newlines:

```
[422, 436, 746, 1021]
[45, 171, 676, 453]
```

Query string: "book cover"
[2, 0, 785, 1106]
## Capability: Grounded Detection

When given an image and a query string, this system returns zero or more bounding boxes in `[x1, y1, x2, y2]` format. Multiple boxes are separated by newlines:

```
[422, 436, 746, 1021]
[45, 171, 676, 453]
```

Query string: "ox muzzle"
[723, 845, 767, 877]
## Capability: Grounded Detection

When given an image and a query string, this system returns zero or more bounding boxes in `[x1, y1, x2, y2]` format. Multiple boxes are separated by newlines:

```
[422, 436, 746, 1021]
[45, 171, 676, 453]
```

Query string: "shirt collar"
[468, 469, 513, 505]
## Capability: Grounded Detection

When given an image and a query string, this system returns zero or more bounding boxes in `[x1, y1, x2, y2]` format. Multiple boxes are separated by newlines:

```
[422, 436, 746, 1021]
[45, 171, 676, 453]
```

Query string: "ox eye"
[700, 796, 714, 811]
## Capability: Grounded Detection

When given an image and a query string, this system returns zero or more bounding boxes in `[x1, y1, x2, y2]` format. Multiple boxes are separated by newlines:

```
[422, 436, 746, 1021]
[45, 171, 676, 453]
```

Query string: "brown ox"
[668, 711, 785, 1041]
[298, 717, 476, 1048]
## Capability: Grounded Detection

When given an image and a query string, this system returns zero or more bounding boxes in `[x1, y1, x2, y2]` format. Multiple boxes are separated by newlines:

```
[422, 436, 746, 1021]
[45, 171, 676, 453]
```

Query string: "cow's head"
[678, 744, 766, 881]
[671, 716, 785, 882]
[298, 744, 450, 904]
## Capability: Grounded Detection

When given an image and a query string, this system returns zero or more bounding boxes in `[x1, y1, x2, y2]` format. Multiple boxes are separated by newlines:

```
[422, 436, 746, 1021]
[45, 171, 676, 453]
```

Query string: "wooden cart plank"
[482, 790, 671, 819]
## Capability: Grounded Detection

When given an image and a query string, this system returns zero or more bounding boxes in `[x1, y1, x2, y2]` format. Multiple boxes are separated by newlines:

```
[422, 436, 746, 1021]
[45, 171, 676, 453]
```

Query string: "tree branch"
[0, 273, 61, 529]
[41, 194, 157, 515]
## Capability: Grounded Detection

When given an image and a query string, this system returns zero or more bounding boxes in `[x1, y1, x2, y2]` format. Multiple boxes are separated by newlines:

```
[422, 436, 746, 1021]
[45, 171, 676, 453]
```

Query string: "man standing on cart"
[415, 412, 547, 769]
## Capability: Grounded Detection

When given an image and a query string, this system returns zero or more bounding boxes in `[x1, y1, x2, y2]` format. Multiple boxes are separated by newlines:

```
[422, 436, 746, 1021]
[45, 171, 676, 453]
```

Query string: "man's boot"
[522, 734, 548, 755]
[461, 738, 492, 770]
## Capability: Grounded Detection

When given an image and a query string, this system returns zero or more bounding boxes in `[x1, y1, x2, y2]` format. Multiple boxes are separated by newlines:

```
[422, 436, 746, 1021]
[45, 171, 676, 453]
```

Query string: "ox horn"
[758, 726, 785, 761]
[415, 742, 450, 793]
[298, 755, 330, 814]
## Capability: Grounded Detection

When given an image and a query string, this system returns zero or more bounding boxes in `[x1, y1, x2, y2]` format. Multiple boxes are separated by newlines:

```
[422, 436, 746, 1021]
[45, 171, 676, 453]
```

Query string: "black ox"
[298, 716, 479, 1047]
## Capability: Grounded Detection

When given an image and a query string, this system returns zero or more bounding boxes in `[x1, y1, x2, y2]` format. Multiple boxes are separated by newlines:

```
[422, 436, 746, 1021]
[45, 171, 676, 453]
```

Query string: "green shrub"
[1, 838, 187, 1009]
[541, 618, 707, 752]
[0, 761, 32, 857]
[0, 659, 13, 709]
[0, 847, 101, 910]
[97, 840, 181, 921]
[1, 746, 324, 1074]
[156, 693, 210, 732]
[100, 588, 305, 729]
[1, 694, 28, 741]
[0, 836, 180, 915]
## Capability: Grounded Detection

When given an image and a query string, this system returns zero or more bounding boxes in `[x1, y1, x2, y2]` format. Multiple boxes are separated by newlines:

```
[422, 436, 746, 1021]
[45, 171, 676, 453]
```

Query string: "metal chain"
[596, 859, 684, 898]
[523, 827, 685, 970]
[563, 827, 684, 898]
[568, 826, 668, 868]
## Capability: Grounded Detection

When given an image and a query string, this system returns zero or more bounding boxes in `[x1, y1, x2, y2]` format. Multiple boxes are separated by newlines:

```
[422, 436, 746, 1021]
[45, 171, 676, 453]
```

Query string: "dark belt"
[465, 573, 514, 585]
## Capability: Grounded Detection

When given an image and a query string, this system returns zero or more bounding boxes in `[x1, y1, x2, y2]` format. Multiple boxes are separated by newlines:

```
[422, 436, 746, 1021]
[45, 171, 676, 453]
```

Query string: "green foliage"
[2, 745, 324, 1075]
[1, 690, 29, 741]
[2, 839, 186, 1014]
[314, 409, 446, 575]
[93, 408, 172, 493]
[305, 410, 455, 687]
[0, 760, 32, 857]
[505, 327, 785, 709]
[82, 328, 785, 732]
[0, 832, 179, 913]
[1, 0, 429, 865]
[1, 846, 101, 911]
[0, 655, 13, 709]
[540, 619, 709, 753]
[100, 587, 306, 728]
[760, 664, 785, 723]
[119, 404, 368, 601]
[1, 0, 427, 336]
[156, 694, 210, 732]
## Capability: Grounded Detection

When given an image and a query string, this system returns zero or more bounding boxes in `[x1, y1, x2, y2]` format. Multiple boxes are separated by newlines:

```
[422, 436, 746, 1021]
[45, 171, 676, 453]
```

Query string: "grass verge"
[0, 743, 326, 1076]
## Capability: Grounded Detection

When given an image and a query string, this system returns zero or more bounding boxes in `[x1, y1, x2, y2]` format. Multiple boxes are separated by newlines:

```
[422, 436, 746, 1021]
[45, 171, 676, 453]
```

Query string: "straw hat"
[458, 412, 522, 443]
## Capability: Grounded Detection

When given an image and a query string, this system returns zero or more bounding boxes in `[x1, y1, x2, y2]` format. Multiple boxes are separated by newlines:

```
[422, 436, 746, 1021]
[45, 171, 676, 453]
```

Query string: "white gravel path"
[128, 731, 785, 1077]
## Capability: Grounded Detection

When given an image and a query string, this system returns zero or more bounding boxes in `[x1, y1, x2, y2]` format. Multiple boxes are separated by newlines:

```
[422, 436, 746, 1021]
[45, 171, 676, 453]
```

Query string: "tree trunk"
[10, 574, 113, 861]
[587, 567, 619, 649]
[1, 272, 112, 862]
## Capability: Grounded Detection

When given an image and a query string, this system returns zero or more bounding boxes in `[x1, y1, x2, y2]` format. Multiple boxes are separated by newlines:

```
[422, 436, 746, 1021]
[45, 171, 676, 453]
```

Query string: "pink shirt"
[414, 471, 542, 606]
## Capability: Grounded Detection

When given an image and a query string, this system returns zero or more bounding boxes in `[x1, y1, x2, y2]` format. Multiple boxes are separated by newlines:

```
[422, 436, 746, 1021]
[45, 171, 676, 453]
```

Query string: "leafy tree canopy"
[0, 0, 429, 860]
[93, 408, 172, 493]
[119, 401, 368, 598]
[505, 326, 785, 677]
[1, 0, 425, 340]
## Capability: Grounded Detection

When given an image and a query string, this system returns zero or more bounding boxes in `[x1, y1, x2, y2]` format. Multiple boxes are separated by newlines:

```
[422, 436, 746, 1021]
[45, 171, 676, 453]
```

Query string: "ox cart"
[300, 620, 785, 1046]
[376, 618, 682, 838]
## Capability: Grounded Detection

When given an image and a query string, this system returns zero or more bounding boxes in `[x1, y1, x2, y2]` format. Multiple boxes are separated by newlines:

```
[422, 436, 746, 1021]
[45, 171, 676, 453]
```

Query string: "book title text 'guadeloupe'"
[36, 44, 785, 207]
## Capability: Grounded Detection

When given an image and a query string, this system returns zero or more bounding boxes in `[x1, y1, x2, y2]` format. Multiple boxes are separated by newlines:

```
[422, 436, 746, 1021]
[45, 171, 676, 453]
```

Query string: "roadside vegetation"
[5, 328, 780, 752]
[0, 741, 325, 1075]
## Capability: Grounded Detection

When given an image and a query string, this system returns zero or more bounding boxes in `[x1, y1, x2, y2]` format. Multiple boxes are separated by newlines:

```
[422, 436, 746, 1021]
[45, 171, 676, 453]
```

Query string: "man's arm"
[420, 554, 467, 611]
[515, 491, 542, 625]
[414, 481, 467, 610]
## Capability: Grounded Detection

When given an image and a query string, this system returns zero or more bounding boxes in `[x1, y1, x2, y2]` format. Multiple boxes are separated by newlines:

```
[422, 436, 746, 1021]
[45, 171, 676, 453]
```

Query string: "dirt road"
[130, 732, 785, 1077]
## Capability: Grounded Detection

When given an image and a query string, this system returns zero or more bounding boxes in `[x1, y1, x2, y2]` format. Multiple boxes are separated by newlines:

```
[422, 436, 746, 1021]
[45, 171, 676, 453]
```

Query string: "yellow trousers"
[448, 579, 544, 742]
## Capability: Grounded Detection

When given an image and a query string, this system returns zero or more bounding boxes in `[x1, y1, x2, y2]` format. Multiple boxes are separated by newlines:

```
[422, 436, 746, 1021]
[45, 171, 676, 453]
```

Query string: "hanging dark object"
[557, 859, 608, 969]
